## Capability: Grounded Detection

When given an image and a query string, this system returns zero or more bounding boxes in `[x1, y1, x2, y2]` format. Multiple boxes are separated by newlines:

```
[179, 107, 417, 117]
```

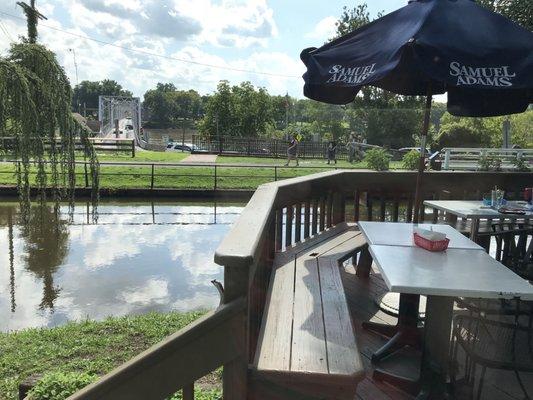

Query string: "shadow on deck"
[341, 263, 533, 400]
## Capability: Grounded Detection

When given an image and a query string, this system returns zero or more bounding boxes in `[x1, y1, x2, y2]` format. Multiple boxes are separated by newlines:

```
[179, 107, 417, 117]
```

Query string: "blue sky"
[0, 0, 408, 98]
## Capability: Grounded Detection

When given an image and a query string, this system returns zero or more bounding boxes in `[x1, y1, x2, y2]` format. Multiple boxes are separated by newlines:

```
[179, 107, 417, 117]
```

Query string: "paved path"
[180, 154, 218, 164]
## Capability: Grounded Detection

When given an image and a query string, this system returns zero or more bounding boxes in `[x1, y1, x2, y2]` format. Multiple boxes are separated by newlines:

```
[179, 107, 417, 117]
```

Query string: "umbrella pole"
[413, 87, 433, 224]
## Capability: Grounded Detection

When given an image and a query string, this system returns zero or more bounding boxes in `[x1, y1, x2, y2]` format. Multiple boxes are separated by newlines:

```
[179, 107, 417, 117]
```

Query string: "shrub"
[478, 154, 502, 171]
[365, 148, 391, 171]
[401, 150, 420, 170]
[28, 372, 97, 400]
[512, 154, 531, 172]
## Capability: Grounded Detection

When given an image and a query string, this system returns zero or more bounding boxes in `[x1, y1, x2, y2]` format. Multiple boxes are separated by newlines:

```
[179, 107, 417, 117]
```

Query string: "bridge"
[98, 95, 145, 147]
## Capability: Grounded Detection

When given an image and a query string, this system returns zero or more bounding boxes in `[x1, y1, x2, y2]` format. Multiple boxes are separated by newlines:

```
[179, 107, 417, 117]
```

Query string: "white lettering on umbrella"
[327, 63, 377, 84]
[449, 62, 515, 87]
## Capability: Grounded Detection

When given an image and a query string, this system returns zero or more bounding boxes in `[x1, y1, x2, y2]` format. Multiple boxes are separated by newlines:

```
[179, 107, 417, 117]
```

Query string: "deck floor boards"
[340, 262, 533, 400]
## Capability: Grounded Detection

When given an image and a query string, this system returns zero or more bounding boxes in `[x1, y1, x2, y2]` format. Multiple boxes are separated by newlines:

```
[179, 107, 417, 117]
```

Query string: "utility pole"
[17, 0, 47, 43]
[69, 48, 80, 112]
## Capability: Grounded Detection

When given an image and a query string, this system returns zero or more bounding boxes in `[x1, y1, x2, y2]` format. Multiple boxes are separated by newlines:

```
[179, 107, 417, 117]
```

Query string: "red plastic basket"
[413, 233, 450, 252]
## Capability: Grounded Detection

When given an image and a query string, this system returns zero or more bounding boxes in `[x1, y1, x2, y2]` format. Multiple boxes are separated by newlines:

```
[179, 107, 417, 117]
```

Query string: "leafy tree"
[476, 0, 533, 31]
[72, 79, 132, 111]
[333, 4, 374, 39]
[143, 83, 204, 129]
[332, 3, 423, 148]
[199, 81, 272, 138]
[0, 43, 99, 214]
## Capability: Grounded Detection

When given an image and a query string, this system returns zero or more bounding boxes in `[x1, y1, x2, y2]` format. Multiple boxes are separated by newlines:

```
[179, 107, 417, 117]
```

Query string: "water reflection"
[0, 200, 243, 332]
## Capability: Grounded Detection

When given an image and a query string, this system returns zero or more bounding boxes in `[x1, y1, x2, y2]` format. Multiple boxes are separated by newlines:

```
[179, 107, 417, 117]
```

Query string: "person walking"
[284, 135, 299, 166]
[347, 134, 357, 163]
[327, 141, 337, 164]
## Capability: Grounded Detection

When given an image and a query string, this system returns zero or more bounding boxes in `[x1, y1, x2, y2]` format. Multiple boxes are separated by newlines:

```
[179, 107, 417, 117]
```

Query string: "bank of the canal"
[0, 199, 241, 399]
[0, 311, 222, 400]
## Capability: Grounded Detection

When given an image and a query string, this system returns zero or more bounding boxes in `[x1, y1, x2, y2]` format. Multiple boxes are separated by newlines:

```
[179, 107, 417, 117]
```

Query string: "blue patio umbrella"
[300, 0, 533, 222]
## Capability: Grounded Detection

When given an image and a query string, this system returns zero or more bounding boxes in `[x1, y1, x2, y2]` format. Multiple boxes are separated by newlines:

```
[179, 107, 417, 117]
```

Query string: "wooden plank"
[319, 197, 326, 232]
[254, 257, 295, 371]
[319, 257, 363, 375]
[295, 203, 302, 243]
[275, 209, 283, 251]
[182, 384, 194, 400]
[303, 200, 310, 239]
[285, 206, 293, 248]
[291, 255, 328, 373]
[326, 192, 333, 228]
[312, 199, 318, 236]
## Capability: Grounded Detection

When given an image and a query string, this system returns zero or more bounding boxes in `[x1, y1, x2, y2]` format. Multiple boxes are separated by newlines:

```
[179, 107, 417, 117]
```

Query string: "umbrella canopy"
[300, 0, 533, 222]
[301, 0, 533, 117]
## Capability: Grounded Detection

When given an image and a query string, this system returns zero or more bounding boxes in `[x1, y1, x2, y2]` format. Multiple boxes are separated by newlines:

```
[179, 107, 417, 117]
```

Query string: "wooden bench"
[252, 223, 367, 399]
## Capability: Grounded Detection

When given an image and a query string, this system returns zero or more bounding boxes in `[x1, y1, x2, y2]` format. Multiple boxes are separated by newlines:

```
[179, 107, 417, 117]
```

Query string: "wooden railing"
[67, 170, 531, 400]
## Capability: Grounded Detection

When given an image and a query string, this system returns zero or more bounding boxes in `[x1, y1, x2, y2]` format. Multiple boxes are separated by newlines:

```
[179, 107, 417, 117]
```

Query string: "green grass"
[0, 152, 403, 191]
[0, 311, 222, 400]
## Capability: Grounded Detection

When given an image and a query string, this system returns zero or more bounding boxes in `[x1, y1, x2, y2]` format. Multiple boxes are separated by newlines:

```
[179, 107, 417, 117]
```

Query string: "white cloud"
[0, 0, 303, 99]
[306, 16, 337, 42]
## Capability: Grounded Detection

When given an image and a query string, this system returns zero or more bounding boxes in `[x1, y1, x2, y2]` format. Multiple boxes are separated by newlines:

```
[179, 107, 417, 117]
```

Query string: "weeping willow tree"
[0, 43, 99, 220]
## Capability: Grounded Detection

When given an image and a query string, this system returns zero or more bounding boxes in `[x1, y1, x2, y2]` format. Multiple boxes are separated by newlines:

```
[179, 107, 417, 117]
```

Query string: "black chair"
[450, 312, 533, 400]
[456, 223, 533, 319]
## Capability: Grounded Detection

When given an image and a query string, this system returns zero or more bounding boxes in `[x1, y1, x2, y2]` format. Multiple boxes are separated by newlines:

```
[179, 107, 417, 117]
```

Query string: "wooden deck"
[341, 262, 533, 400]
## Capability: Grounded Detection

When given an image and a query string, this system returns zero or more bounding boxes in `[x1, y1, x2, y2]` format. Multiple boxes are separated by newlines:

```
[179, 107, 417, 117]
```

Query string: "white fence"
[442, 148, 533, 171]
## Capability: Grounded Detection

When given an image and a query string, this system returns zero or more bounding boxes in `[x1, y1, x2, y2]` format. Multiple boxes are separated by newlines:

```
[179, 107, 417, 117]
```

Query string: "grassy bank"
[0, 151, 403, 191]
[0, 312, 221, 400]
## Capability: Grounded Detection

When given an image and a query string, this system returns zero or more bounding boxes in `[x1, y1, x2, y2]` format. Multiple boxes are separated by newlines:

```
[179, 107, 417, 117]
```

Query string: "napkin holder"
[413, 227, 449, 252]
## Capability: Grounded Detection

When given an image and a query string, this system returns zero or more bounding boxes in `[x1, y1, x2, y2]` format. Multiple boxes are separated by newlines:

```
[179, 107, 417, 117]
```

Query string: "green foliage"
[364, 148, 391, 171]
[402, 150, 420, 170]
[0, 43, 99, 217]
[168, 389, 222, 400]
[199, 81, 273, 138]
[72, 80, 132, 111]
[28, 372, 97, 400]
[434, 111, 533, 150]
[0, 311, 205, 400]
[512, 154, 531, 171]
[476, 0, 533, 31]
[478, 154, 502, 171]
[143, 83, 204, 129]
[332, 4, 377, 40]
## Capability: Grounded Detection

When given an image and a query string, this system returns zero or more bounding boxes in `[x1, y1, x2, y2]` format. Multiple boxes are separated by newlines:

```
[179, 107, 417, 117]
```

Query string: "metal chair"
[456, 223, 533, 319]
[450, 312, 533, 400]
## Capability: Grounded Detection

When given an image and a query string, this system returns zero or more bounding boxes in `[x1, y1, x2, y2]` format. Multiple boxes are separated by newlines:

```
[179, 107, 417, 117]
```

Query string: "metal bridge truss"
[98, 96, 143, 145]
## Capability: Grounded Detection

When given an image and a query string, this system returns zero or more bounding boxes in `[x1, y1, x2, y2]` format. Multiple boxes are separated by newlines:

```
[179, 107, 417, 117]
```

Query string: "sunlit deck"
[340, 262, 533, 400]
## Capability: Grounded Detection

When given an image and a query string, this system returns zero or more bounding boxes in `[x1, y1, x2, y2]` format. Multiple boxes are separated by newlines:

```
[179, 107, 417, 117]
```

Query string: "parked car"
[166, 142, 192, 152]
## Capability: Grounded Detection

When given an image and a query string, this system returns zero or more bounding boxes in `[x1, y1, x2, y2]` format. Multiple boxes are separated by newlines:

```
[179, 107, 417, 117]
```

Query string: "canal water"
[0, 199, 244, 332]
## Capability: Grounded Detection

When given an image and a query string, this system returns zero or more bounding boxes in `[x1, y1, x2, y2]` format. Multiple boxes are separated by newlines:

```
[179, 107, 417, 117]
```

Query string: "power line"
[0, 10, 301, 79]
[0, 17, 14, 42]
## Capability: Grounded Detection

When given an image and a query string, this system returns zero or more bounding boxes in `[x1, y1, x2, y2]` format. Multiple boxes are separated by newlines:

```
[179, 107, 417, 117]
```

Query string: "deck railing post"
[222, 263, 248, 400]
[331, 192, 345, 225]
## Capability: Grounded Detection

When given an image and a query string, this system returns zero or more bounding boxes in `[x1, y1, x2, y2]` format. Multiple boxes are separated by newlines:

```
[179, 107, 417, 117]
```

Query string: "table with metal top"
[358, 221, 533, 399]
[423, 200, 532, 241]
